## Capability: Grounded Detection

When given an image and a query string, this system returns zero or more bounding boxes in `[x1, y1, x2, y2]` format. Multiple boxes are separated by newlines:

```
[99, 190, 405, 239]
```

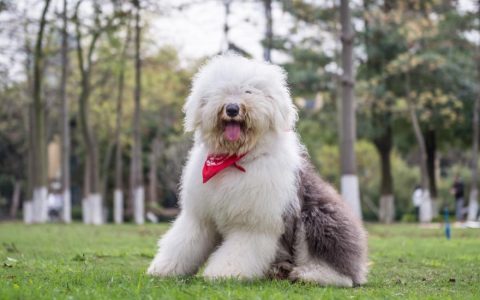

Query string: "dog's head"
[184, 54, 297, 154]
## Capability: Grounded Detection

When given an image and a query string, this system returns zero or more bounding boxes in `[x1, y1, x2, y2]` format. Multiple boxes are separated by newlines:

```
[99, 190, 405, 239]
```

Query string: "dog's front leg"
[147, 212, 217, 277]
[203, 230, 279, 279]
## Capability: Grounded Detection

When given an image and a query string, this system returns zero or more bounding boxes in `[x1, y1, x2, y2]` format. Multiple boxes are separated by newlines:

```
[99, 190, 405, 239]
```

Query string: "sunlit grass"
[1, 223, 479, 299]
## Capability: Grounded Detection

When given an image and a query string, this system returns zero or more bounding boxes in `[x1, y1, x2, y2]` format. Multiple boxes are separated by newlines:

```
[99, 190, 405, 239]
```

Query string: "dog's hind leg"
[289, 229, 353, 287]
[147, 212, 218, 277]
[296, 162, 368, 286]
[290, 262, 353, 287]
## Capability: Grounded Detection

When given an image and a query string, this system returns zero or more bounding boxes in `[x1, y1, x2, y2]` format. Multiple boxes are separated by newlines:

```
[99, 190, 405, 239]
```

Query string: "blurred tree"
[364, 0, 477, 221]
[359, 0, 397, 223]
[131, 0, 144, 225]
[1, 0, 478, 224]
[0, 84, 28, 219]
[31, 0, 51, 223]
[467, 0, 480, 221]
[73, 0, 120, 224]
[357, 0, 469, 221]
[113, 17, 132, 225]
[263, 0, 273, 62]
[339, 0, 362, 218]
[60, 0, 71, 223]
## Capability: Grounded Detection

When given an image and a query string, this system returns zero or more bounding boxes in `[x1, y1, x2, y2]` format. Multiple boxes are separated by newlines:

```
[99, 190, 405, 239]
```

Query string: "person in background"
[48, 181, 63, 221]
[412, 185, 422, 222]
[450, 175, 465, 222]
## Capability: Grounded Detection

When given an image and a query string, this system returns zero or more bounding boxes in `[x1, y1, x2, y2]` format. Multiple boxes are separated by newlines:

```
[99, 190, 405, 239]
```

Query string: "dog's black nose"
[225, 103, 240, 117]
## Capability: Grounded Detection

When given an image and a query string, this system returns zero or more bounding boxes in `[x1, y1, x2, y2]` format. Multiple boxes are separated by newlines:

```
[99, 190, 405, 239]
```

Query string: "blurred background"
[0, 0, 479, 224]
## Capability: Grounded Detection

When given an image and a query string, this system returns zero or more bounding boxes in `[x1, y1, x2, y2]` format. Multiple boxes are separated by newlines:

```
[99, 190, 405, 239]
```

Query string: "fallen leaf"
[3, 257, 18, 268]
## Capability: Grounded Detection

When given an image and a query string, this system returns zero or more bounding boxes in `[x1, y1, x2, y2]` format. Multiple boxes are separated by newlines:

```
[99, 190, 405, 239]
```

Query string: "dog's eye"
[245, 90, 252, 94]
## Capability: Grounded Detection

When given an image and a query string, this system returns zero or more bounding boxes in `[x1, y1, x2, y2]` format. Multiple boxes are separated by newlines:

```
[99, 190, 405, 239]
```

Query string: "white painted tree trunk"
[90, 193, 103, 225]
[133, 187, 144, 225]
[114, 189, 123, 224]
[32, 191, 40, 223]
[23, 201, 33, 224]
[379, 194, 395, 223]
[467, 189, 479, 221]
[341, 175, 362, 218]
[419, 189, 433, 223]
[62, 189, 71, 223]
[339, 0, 362, 220]
[41, 187, 48, 222]
[82, 197, 91, 224]
[33, 187, 48, 223]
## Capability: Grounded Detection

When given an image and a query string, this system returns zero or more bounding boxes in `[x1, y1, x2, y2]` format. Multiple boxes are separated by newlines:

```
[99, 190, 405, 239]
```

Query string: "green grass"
[1, 223, 479, 299]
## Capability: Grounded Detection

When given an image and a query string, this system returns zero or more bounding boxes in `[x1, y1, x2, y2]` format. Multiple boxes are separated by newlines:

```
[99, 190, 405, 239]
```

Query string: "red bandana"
[202, 153, 247, 183]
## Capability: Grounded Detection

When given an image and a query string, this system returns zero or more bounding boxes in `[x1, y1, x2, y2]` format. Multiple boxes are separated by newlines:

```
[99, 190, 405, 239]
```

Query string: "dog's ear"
[183, 92, 202, 132]
[272, 85, 298, 131]
[267, 65, 298, 131]
[183, 57, 216, 132]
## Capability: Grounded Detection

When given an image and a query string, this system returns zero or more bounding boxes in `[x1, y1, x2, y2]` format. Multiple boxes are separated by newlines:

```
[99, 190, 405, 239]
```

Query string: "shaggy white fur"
[147, 54, 367, 286]
[148, 54, 302, 279]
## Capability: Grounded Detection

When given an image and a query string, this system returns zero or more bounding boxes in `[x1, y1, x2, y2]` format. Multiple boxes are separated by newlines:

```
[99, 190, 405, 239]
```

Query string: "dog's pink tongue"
[224, 123, 241, 141]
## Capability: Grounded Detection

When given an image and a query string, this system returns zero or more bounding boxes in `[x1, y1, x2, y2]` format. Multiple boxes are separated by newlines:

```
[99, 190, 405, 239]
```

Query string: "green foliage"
[66, 43, 193, 205]
[401, 213, 417, 223]
[357, 0, 477, 150]
[0, 0, 479, 219]
[304, 140, 419, 220]
[1, 223, 480, 299]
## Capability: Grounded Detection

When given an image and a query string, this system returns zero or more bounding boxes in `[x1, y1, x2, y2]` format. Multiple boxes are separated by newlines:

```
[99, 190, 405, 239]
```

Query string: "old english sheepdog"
[147, 54, 368, 287]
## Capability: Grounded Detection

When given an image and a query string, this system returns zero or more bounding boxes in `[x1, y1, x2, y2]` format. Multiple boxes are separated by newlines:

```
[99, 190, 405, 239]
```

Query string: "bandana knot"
[202, 153, 246, 183]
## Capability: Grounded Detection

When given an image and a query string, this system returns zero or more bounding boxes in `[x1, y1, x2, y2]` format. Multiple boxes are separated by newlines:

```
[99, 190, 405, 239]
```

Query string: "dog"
[147, 54, 368, 287]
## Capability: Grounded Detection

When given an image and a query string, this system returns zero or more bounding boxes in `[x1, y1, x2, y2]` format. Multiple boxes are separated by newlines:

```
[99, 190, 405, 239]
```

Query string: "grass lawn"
[1, 223, 479, 299]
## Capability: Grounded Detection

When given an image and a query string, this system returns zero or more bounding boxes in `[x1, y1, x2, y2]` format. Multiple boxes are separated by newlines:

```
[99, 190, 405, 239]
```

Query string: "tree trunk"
[100, 139, 115, 202]
[32, 0, 51, 223]
[23, 17, 35, 224]
[148, 137, 160, 210]
[363, 0, 394, 223]
[60, 0, 71, 223]
[113, 21, 131, 224]
[74, 1, 103, 224]
[468, 96, 479, 221]
[26, 105, 35, 224]
[407, 72, 432, 223]
[131, 0, 144, 224]
[374, 124, 395, 223]
[425, 129, 437, 198]
[467, 0, 480, 221]
[9, 181, 22, 219]
[82, 159, 91, 224]
[263, 0, 273, 62]
[339, 0, 361, 218]
[222, 0, 231, 51]
[425, 128, 439, 216]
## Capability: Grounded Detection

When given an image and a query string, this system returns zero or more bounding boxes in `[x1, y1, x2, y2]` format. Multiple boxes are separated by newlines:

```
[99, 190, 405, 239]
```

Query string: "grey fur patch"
[299, 158, 368, 285]
[269, 156, 368, 285]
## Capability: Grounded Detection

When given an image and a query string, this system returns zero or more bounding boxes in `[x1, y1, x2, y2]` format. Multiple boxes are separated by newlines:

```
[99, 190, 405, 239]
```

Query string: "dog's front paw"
[203, 265, 236, 280]
[146, 258, 179, 277]
[203, 262, 261, 280]
[289, 265, 353, 287]
[146, 263, 169, 277]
